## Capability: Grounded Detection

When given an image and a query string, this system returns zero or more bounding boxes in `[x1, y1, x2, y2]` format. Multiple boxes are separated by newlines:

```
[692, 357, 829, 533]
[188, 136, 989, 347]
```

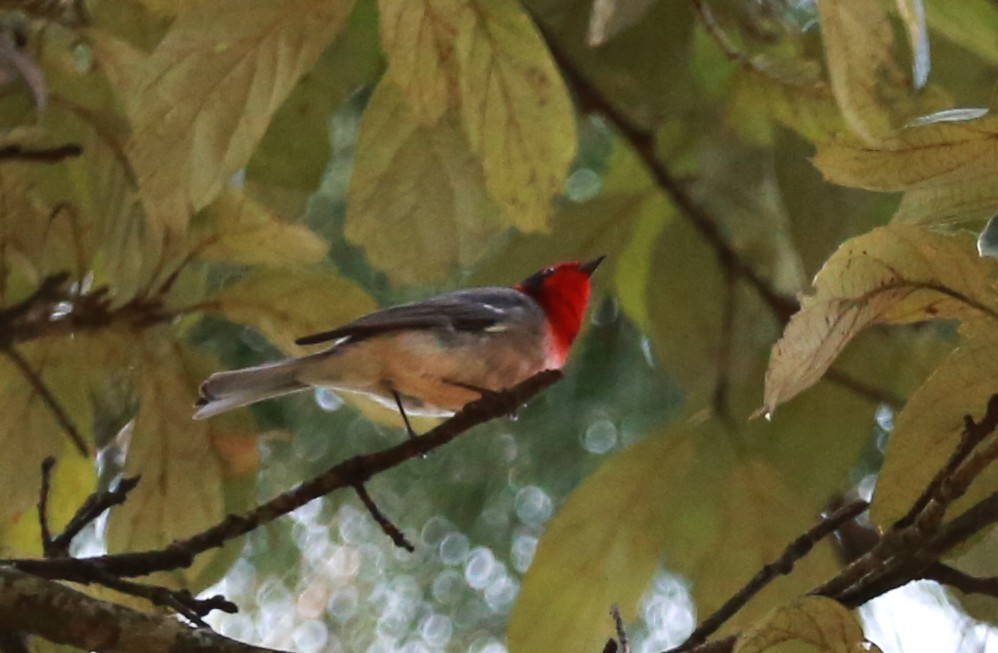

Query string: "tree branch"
[0, 567, 286, 653]
[669, 499, 868, 652]
[4, 370, 563, 581]
[3, 346, 89, 457]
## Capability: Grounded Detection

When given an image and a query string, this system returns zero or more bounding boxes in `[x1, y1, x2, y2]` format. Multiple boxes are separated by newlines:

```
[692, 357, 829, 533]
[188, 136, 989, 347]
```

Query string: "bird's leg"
[391, 390, 418, 439]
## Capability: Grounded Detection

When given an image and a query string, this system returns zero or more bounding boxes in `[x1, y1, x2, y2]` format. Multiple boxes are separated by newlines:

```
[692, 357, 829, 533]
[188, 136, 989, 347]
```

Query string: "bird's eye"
[545, 267, 554, 275]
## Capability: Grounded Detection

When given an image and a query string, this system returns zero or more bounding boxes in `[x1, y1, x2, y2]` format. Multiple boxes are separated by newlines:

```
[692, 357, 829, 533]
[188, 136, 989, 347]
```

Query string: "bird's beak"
[579, 255, 606, 276]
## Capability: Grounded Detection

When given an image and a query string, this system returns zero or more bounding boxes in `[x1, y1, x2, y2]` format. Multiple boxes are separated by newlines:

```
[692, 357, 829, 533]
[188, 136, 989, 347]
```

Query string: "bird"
[193, 256, 605, 434]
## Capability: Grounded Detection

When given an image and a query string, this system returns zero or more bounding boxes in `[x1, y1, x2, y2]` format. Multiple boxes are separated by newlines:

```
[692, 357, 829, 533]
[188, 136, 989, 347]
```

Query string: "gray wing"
[295, 287, 535, 346]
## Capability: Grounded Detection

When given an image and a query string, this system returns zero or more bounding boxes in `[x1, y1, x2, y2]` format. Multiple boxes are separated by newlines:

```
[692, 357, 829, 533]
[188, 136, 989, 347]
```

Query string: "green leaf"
[509, 404, 863, 653]
[925, 0, 998, 66]
[345, 80, 506, 285]
[735, 596, 877, 653]
[454, 0, 577, 231]
[816, 0, 913, 144]
[210, 266, 377, 354]
[871, 323, 998, 527]
[246, 0, 383, 212]
[762, 226, 998, 415]
[125, 0, 356, 235]
[814, 110, 998, 192]
[198, 186, 329, 267]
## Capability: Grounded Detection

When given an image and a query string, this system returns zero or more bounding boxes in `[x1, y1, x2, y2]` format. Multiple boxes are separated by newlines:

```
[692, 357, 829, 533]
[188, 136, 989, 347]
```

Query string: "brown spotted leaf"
[762, 226, 998, 415]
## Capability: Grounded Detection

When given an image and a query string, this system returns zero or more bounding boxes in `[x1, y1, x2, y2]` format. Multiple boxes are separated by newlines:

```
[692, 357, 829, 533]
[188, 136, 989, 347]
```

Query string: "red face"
[515, 258, 604, 366]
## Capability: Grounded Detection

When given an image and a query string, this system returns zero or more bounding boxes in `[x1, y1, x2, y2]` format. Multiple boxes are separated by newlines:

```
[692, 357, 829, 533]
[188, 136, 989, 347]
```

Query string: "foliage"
[0, 0, 995, 652]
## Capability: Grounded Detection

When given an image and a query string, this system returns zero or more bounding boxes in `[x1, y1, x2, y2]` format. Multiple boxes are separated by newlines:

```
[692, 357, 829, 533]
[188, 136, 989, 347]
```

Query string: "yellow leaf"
[814, 110, 998, 192]
[198, 186, 328, 267]
[455, 0, 577, 231]
[126, 0, 355, 235]
[379, 0, 459, 124]
[893, 171, 998, 225]
[106, 341, 257, 592]
[925, 0, 998, 66]
[735, 596, 878, 653]
[871, 323, 998, 527]
[345, 80, 506, 285]
[762, 226, 998, 414]
[728, 68, 843, 144]
[211, 267, 377, 354]
[816, 0, 912, 144]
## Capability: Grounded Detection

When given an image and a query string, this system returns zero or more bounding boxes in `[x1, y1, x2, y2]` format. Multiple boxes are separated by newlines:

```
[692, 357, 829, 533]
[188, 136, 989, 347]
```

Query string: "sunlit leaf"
[125, 0, 355, 235]
[735, 596, 878, 653]
[816, 0, 912, 144]
[871, 323, 998, 527]
[814, 111, 998, 192]
[0, 334, 126, 553]
[345, 80, 505, 285]
[454, 0, 577, 231]
[199, 186, 328, 267]
[925, 0, 998, 66]
[763, 226, 998, 415]
[210, 267, 377, 354]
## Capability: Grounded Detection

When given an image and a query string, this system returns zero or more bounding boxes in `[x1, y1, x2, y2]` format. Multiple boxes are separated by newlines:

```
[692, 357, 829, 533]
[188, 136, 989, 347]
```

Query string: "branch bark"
[0, 567, 288, 653]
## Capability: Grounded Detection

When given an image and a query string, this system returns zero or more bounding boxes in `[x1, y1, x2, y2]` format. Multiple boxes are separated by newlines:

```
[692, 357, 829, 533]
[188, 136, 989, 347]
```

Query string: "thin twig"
[0, 143, 82, 162]
[4, 371, 563, 580]
[670, 499, 868, 652]
[37, 457, 57, 555]
[354, 483, 414, 552]
[611, 604, 630, 653]
[823, 368, 904, 409]
[895, 396, 998, 530]
[47, 475, 141, 558]
[922, 563, 998, 598]
[2, 347, 88, 457]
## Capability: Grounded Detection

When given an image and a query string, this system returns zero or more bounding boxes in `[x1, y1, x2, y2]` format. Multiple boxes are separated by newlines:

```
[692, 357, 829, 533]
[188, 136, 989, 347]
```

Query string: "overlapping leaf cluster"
[0, 0, 995, 652]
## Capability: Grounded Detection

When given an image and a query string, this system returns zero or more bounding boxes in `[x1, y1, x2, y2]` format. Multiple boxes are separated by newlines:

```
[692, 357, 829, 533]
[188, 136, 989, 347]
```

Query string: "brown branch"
[535, 21, 798, 325]
[37, 457, 56, 554]
[4, 370, 563, 581]
[669, 499, 869, 653]
[895, 394, 998, 530]
[0, 143, 82, 162]
[610, 604, 630, 653]
[354, 482, 414, 552]
[47, 474, 142, 558]
[0, 567, 286, 653]
[3, 346, 88, 457]
[922, 563, 998, 598]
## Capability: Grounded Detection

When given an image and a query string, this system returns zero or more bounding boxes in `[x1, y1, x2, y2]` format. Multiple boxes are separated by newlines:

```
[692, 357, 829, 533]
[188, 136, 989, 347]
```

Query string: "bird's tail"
[194, 358, 308, 420]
